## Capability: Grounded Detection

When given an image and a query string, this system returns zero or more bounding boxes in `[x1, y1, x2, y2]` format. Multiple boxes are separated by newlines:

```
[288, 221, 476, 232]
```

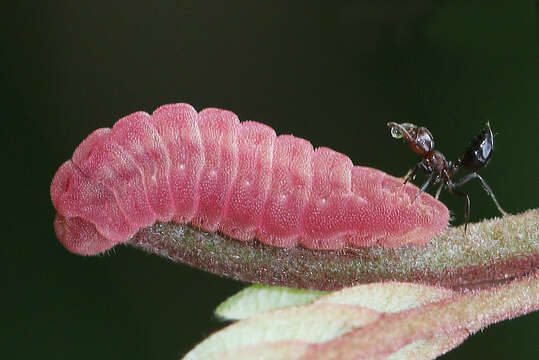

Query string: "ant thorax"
[421, 150, 449, 180]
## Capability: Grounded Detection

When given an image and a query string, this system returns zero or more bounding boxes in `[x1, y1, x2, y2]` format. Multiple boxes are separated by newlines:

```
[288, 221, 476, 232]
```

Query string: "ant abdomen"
[460, 122, 494, 172]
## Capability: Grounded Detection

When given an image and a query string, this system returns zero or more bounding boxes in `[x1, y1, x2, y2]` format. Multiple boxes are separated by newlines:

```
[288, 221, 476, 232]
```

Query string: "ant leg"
[412, 172, 435, 203]
[453, 172, 508, 216]
[403, 162, 421, 185]
[448, 185, 471, 234]
[434, 183, 444, 199]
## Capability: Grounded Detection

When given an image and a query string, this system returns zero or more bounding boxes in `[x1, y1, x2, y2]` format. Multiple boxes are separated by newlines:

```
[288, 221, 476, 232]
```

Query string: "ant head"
[387, 122, 434, 156]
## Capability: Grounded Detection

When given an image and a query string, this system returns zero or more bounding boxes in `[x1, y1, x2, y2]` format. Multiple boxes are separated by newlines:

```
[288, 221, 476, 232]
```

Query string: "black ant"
[387, 121, 508, 232]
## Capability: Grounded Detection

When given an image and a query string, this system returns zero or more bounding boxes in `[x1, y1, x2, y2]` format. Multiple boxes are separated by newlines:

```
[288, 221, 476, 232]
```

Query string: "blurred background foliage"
[1, 1, 537, 359]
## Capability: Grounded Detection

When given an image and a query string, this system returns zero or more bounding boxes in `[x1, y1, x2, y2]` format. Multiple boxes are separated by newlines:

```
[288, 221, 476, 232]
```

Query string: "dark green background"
[2, 1, 537, 359]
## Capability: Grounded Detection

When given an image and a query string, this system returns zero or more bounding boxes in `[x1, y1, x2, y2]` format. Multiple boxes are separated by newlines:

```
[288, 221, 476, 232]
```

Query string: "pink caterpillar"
[51, 103, 449, 255]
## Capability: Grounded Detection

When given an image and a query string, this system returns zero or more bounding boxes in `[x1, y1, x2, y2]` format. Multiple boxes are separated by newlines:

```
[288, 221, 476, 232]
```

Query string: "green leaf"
[183, 272, 538, 360]
[216, 285, 327, 320]
[313, 282, 453, 312]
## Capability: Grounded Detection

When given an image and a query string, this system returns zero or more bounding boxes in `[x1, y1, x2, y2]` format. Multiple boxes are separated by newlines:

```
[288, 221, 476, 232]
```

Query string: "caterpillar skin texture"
[51, 103, 449, 255]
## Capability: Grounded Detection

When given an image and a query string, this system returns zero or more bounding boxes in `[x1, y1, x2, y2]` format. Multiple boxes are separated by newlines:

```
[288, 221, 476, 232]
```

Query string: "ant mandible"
[387, 121, 508, 232]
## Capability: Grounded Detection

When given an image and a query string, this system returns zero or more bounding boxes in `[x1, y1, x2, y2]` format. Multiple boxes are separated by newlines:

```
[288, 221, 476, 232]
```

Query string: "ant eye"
[390, 127, 404, 139]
